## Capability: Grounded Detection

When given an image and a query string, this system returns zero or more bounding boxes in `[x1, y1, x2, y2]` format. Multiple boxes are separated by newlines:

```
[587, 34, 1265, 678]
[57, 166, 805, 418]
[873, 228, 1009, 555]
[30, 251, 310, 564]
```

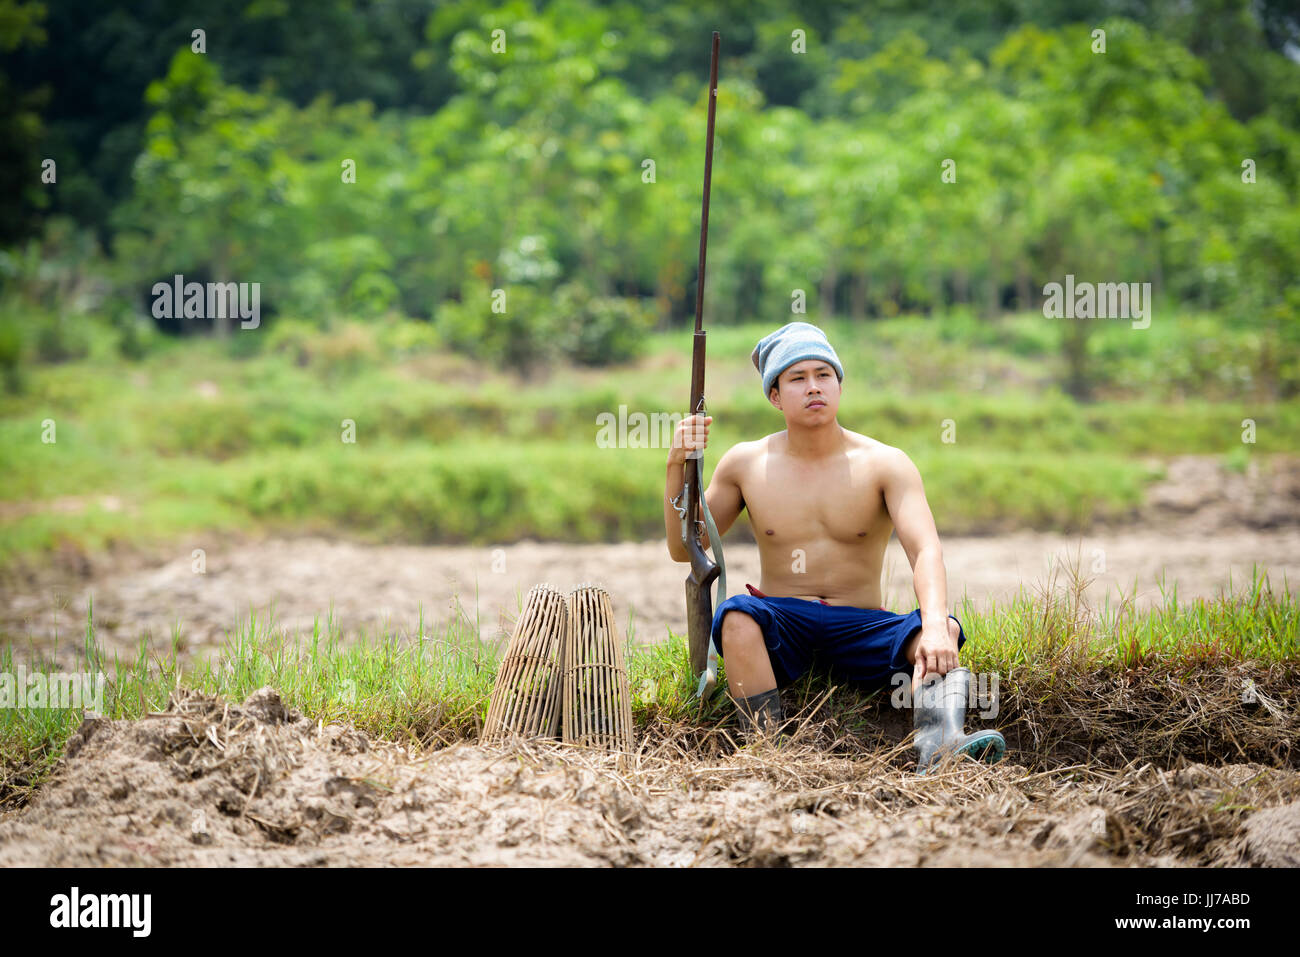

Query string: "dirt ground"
[1, 686, 1296, 867]
[2, 455, 1298, 868]
[3, 453, 1298, 669]
[10, 528, 1300, 671]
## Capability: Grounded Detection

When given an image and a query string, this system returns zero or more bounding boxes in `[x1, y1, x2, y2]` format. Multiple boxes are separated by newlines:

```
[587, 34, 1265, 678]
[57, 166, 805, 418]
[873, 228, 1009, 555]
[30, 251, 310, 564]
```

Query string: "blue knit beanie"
[751, 321, 844, 398]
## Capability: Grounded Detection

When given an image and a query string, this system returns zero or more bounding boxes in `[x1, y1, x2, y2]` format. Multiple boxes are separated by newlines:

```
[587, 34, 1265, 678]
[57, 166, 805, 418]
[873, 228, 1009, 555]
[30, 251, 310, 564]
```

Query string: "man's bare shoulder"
[722, 430, 911, 459]
[714, 437, 765, 476]
[840, 429, 905, 461]
[838, 433, 924, 493]
[726, 430, 903, 462]
[863, 441, 925, 489]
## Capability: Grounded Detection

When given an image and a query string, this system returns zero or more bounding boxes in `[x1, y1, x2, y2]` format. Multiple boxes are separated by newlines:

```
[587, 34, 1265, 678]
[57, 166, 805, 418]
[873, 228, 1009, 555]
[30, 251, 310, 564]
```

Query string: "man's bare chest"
[737, 454, 892, 548]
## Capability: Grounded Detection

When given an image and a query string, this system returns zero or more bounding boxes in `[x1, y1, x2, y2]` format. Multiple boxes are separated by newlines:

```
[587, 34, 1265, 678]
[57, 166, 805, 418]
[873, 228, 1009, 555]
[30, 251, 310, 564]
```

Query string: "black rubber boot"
[735, 688, 787, 743]
[913, 667, 1006, 773]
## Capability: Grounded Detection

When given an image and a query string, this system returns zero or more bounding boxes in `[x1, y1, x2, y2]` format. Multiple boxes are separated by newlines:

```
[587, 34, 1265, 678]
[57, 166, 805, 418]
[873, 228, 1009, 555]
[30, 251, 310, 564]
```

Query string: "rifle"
[678, 32, 724, 703]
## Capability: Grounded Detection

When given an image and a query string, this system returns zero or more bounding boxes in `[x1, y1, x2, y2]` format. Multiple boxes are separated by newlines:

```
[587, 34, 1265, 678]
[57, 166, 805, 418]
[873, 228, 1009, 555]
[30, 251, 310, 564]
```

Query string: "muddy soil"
[2, 454, 1298, 670]
[1, 687, 1296, 867]
[4, 455, 1295, 868]
[3, 525, 1297, 672]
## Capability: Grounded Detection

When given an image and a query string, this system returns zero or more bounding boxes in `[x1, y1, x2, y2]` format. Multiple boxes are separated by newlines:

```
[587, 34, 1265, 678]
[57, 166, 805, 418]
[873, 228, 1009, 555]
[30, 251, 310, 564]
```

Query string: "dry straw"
[483, 583, 569, 742]
[562, 583, 634, 753]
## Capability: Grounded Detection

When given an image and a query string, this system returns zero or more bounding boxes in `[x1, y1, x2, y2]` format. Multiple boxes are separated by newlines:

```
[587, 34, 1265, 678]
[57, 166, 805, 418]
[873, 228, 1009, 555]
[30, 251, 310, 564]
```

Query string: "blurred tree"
[3, 0, 1294, 387]
[0, 0, 48, 246]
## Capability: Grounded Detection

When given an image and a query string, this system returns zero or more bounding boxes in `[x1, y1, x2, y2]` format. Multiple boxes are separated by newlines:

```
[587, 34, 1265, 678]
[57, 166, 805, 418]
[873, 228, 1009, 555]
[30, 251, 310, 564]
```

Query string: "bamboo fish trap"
[562, 583, 634, 752]
[483, 583, 569, 742]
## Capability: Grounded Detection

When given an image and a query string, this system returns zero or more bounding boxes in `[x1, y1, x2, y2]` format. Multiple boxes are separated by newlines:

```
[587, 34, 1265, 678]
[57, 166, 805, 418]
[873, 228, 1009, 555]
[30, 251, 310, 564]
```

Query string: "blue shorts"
[710, 591, 966, 690]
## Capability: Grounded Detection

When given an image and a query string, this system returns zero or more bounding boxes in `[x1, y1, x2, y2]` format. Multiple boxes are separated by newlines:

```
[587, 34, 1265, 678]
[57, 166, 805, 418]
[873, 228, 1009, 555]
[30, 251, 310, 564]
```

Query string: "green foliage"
[434, 279, 656, 375]
[375, 318, 443, 358]
[0, 217, 123, 369]
[1, 2, 1298, 564]
[551, 282, 658, 366]
[34, 313, 90, 363]
[7, 4, 1295, 405]
[435, 284, 559, 377]
[1222, 444, 1251, 474]
[6, 2, 1300, 357]
[2, 316, 1298, 574]
[0, 315, 23, 394]
[108, 300, 160, 361]
[263, 318, 320, 367]
[0, 0, 48, 245]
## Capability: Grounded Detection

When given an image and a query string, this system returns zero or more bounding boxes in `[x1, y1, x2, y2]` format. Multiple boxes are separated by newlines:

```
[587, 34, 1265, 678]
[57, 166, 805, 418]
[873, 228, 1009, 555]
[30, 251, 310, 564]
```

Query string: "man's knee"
[719, 609, 764, 655]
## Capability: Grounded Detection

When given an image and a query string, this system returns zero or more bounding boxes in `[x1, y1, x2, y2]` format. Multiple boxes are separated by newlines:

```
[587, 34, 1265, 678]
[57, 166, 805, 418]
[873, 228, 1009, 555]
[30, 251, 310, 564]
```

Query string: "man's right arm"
[665, 455, 692, 563]
[665, 415, 744, 563]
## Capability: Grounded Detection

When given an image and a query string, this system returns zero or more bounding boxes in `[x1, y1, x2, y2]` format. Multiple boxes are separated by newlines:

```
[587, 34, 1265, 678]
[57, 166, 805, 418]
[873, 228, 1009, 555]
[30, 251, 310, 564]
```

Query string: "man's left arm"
[880, 448, 959, 690]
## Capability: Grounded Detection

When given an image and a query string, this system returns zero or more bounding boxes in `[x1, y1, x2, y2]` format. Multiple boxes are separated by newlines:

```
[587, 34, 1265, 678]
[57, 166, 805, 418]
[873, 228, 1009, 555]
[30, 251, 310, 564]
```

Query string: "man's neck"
[780, 420, 845, 459]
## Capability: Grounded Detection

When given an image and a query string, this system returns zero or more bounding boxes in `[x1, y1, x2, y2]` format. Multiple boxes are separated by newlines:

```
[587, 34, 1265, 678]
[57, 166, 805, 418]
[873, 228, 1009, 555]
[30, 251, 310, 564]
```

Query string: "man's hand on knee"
[909, 617, 960, 697]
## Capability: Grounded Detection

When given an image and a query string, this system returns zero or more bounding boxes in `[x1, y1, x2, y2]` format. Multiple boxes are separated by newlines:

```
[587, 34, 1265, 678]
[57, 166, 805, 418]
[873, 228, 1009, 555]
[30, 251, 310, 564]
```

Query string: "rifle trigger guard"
[671, 482, 690, 540]
[671, 484, 688, 518]
[672, 485, 708, 539]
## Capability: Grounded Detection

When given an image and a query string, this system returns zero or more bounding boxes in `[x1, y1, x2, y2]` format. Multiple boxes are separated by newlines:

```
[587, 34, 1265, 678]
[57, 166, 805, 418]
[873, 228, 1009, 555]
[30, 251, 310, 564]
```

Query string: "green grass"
[957, 563, 1298, 672]
[3, 565, 1295, 804]
[0, 310, 1296, 569]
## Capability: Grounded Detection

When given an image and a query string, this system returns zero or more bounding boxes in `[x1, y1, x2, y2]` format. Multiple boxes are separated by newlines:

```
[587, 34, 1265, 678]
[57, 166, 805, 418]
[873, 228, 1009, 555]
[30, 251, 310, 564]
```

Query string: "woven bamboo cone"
[483, 583, 569, 743]
[562, 583, 634, 752]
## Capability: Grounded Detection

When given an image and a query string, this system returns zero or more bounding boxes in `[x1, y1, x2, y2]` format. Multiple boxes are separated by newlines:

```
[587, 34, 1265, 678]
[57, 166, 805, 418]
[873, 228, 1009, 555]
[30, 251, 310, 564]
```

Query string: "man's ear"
[768, 386, 781, 408]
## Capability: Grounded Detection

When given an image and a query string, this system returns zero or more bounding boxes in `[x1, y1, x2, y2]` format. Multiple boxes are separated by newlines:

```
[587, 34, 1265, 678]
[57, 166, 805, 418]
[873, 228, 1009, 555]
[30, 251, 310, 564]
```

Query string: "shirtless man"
[664, 321, 1005, 769]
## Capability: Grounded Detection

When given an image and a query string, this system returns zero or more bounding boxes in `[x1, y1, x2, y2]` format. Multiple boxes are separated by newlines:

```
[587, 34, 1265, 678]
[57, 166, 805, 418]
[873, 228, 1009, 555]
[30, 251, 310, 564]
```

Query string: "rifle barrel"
[693, 31, 720, 336]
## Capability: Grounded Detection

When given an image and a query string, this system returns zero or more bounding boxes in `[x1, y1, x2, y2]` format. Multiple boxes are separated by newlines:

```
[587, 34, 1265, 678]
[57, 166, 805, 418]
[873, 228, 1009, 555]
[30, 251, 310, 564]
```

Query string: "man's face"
[768, 359, 840, 421]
